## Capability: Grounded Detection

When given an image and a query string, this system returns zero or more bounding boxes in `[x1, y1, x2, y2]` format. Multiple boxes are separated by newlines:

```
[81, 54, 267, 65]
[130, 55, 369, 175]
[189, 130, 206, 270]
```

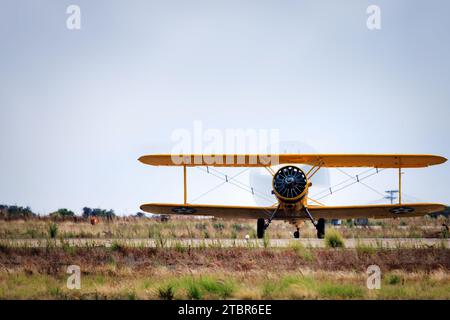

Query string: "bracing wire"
[206, 167, 275, 203]
[311, 167, 375, 198]
[190, 166, 275, 204]
[336, 168, 386, 198]
[311, 168, 386, 201]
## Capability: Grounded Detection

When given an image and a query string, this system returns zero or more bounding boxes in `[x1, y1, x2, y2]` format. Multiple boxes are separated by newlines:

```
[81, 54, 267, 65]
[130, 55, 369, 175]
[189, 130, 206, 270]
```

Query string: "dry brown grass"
[1, 246, 448, 274]
[0, 215, 448, 240]
[0, 216, 448, 299]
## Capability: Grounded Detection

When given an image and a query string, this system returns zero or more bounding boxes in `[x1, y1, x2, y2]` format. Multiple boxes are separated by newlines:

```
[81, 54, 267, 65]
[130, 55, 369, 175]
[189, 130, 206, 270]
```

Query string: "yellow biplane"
[139, 154, 447, 238]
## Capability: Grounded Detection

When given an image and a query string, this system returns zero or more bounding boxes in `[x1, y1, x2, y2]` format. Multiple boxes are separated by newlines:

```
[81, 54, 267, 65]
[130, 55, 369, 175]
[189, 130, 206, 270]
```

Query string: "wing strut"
[304, 207, 317, 227]
[304, 207, 326, 238]
[183, 165, 187, 205]
[398, 167, 402, 205]
[306, 161, 323, 179]
[264, 204, 281, 230]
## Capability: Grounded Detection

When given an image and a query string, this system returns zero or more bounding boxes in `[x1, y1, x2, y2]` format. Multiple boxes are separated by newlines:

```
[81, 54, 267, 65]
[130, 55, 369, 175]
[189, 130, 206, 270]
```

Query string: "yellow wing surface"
[140, 203, 445, 220]
[138, 154, 446, 168]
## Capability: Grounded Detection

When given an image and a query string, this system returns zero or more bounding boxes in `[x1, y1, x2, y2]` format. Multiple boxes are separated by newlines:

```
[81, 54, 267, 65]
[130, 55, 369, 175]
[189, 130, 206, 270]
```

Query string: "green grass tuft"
[48, 223, 58, 239]
[263, 233, 270, 248]
[325, 229, 345, 248]
[387, 274, 402, 285]
[355, 243, 377, 255]
[182, 277, 235, 299]
[157, 285, 175, 300]
[318, 283, 364, 299]
[186, 280, 203, 300]
[290, 242, 314, 261]
[110, 241, 123, 251]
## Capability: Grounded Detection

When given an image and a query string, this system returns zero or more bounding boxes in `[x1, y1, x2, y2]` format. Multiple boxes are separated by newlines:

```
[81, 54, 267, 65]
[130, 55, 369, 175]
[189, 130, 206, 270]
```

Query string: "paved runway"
[0, 238, 448, 248]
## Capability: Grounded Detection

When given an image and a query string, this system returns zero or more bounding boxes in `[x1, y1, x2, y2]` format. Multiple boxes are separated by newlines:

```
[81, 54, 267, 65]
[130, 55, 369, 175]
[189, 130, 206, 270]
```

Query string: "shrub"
[174, 241, 186, 253]
[291, 242, 313, 261]
[387, 274, 402, 285]
[324, 229, 345, 248]
[231, 223, 244, 232]
[261, 281, 278, 299]
[186, 281, 202, 300]
[441, 227, 449, 239]
[355, 243, 377, 255]
[155, 233, 167, 248]
[148, 225, 161, 238]
[158, 285, 175, 300]
[195, 223, 207, 230]
[197, 277, 235, 299]
[48, 223, 58, 238]
[127, 291, 137, 300]
[213, 222, 225, 231]
[263, 233, 270, 248]
[318, 283, 364, 299]
[110, 241, 123, 251]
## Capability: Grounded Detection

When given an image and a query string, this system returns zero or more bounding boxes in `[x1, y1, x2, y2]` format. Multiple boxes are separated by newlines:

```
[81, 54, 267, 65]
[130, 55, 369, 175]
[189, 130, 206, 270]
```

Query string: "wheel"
[293, 230, 300, 238]
[317, 218, 325, 239]
[257, 218, 265, 239]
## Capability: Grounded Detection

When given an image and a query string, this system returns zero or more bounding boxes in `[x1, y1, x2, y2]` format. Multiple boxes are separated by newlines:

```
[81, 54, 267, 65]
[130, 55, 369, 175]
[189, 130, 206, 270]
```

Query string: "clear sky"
[0, 0, 449, 215]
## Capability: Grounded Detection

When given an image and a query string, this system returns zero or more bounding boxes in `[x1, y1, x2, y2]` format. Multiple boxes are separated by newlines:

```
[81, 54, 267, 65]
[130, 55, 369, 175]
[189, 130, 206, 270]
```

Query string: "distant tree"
[3, 205, 35, 218]
[50, 208, 75, 218]
[83, 207, 115, 219]
[82, 207, 93, 218]
[8, 206, 19, 216]
[0, 205, 7, 218]
[23, 206, 33, 217]
[106, 209, 115, 218]
[135, 212, 145, 218]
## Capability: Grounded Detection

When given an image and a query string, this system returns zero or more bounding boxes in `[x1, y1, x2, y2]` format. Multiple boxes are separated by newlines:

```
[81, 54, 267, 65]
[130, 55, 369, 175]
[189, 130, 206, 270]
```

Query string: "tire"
[317, 218, 325, 239]
[257, 218, 265, 239]
[293, 230, 300, 239]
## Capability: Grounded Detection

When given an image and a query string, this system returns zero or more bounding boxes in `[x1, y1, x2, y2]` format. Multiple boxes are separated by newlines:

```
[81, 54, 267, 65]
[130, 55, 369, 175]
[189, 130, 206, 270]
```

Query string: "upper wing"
[138, 154, 446, 168]
[140, 203, 445, 220]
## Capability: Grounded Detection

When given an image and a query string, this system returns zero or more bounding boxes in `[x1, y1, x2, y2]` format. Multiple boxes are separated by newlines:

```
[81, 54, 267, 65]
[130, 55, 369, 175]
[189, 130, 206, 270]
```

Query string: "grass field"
[0, 216, 448, 300]
[0, 215, 448, 240]
[0, 244, 449, 299]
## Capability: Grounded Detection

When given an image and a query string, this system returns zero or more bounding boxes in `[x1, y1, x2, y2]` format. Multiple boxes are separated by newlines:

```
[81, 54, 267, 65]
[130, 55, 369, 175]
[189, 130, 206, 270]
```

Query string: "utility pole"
[384, 190, 398, 205]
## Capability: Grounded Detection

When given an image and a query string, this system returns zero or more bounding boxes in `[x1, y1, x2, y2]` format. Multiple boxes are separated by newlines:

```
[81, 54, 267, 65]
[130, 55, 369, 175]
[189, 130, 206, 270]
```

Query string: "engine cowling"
[272, 165, 308, 203]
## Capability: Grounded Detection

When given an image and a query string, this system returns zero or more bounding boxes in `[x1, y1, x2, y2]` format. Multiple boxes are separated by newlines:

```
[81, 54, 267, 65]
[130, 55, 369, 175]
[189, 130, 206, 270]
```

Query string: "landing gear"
[304, 207, 326, 239]
[257, 218, 265, 239]
[316, 218, 325, 239]
[256, 205, 281, 239]
[293, 228, 300, 239]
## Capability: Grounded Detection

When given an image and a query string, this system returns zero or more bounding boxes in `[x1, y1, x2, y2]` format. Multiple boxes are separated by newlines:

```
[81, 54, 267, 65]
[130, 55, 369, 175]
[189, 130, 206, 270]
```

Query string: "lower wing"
[140, 203, 275, 219]
[140, 203, 445, 220]
[308, 203, 445, 219]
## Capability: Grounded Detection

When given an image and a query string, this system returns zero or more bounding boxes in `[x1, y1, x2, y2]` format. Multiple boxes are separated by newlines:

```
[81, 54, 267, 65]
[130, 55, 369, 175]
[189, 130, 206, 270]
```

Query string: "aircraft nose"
[285, 176, 295, 185]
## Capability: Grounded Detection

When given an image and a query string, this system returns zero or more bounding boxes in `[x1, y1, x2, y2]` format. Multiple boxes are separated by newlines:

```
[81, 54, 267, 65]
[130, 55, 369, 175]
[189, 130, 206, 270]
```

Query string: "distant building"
[330, 219, 341, 226]
[355, 218, 369, 226]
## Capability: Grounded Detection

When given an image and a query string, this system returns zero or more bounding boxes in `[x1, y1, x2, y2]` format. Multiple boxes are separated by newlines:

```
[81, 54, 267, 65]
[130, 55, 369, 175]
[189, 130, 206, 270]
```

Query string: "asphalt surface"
[0, 238, 448, 248]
